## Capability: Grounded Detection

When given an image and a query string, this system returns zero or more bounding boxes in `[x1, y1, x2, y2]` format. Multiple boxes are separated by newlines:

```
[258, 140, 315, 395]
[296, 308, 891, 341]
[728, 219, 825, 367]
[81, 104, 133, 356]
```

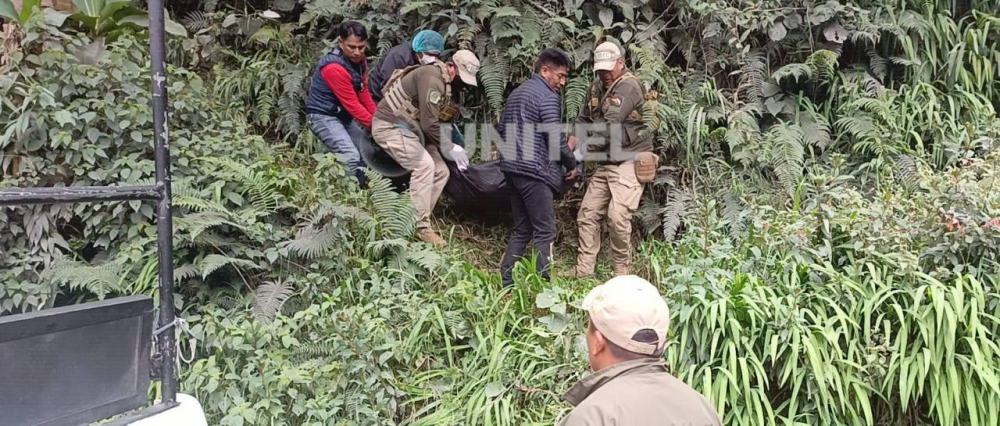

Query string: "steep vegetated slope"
[2, 0, 1000, 424]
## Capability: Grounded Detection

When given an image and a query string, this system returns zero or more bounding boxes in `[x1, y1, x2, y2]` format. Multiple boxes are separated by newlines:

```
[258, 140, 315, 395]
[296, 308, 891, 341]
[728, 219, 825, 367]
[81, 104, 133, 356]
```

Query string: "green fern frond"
[851, 21, 882, 45]
[518, 9, 543, 46]
[364, 171, 417, 240]
[456, 24, 483, 50]
[202, 157, 286, 213]
[898, 10, 931, 36]
[798, 99, 832, 149]
[207, 287, 248, 311]
[174, 263, 201, 283]
[283, 223, 341, 259]
[178, 211, 245, 240]
[256, 89, 277, 127]
[806, 50, 839, 84]
[407, 248, 444, 272]
[367, 238, 409, 258]
[292, 343, 339, 363]
[249, 26, 279, 46]
[628, 45, 669, 90]
[175, 194, 231, 214]
[635, 201, 663, 236]
[725, 108, 761, 154]
[541, 17, 565, 46]
[400, 0, 435, 15]
[491, 21, 522, 41]
[278, 65, 307, 135]
[183, 11, 215, 32]
[563, 74, 590, 120]
[738, 51, 767, 105]
[198, 254, 264, 280]
[719, 188, 747, 237]
[479, 55, 510, 118]
[867, 48, 889, 80]
[253, 280, 294, 322]
[771, 63, 813, 84]
[894, 154, 921, 192]
[43, 258, 126, 299]
[768, 122, 806, 195]
[662, 189, 693, 241]
[489, 6, 522, 18]
[835, 116, 879, 141]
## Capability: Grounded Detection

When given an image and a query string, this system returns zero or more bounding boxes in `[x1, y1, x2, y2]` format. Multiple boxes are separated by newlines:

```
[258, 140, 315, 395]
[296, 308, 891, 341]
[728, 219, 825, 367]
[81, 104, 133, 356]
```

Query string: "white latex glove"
[451, 145, 470, 172]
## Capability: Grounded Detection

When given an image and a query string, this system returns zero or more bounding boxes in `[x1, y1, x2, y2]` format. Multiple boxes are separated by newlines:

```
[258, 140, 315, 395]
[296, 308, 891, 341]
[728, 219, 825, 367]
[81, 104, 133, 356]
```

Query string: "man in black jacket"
[368, 30, 445, 104]
[497, 48, 577, 287]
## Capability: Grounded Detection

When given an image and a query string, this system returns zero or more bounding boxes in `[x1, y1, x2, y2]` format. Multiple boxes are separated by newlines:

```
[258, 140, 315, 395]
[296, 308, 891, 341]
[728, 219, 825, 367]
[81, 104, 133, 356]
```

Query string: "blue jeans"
[307, 113, 369, 186]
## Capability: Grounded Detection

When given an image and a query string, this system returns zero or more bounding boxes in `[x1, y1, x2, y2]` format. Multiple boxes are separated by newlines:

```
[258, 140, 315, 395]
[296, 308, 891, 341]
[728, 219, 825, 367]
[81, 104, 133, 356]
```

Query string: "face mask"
[419, 55, 437, 65]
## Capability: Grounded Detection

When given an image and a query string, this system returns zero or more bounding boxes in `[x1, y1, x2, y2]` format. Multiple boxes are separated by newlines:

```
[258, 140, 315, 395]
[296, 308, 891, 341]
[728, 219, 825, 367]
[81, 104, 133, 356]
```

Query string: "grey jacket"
[558, 358, 722, 426]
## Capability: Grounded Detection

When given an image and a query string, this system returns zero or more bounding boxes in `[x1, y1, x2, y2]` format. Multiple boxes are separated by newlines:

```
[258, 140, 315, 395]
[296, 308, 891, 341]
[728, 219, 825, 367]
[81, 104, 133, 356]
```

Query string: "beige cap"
[582, 275, 670, 355]
[593, 41, 622, 71]
[451, 49, 480, 86]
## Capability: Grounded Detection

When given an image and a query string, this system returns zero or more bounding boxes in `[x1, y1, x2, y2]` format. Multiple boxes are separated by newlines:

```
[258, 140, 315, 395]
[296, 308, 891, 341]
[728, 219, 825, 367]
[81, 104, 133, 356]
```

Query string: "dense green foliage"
[2, 0, 1000, 425]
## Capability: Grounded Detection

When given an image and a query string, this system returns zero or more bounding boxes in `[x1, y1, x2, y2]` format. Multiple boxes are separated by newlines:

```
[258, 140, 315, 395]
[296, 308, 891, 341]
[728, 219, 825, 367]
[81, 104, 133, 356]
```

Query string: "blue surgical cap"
[411, 30, 445, 54]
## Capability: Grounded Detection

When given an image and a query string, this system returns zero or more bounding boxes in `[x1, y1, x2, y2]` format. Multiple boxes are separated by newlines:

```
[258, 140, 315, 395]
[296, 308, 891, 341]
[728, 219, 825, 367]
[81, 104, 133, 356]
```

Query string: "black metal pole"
[0, 186, 160, 206]
[148, 0, 177, 404]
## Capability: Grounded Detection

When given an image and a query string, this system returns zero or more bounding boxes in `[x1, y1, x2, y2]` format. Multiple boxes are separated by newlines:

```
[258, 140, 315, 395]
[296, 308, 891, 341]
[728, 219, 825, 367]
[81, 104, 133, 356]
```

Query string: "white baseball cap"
[451, 49, 480, 86]
[593, 41, 622, 71]
[582, 275, 671, 355]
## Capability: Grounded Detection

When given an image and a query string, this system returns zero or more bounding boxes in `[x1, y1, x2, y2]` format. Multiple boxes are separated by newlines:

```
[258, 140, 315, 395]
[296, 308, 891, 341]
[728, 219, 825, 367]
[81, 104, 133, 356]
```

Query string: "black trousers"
[500, 173, 556, 286]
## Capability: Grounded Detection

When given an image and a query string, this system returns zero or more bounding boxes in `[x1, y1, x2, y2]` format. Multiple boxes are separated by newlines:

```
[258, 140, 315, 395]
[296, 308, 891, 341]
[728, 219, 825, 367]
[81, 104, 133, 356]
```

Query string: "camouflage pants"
[371, 118, 449, 230]
[574, 161, 643, 274]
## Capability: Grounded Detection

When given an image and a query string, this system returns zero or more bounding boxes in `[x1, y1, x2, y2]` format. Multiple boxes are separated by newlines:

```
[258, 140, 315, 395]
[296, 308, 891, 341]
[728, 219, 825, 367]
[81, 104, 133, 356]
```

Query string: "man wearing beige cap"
[558, 275, 721, 426]
[560, 41, 658, 278]
[372, 49, 480, 246]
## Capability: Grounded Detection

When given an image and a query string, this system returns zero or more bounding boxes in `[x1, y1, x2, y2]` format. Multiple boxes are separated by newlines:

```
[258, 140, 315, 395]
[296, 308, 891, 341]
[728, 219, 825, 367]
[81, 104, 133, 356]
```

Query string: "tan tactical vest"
[381, 61, 451, 121]
[592, 72, 646, 122]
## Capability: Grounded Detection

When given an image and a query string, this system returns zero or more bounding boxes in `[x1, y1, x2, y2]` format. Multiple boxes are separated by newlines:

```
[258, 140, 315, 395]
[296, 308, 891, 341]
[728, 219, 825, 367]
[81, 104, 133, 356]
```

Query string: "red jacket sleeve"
[321, 63, 373, 128]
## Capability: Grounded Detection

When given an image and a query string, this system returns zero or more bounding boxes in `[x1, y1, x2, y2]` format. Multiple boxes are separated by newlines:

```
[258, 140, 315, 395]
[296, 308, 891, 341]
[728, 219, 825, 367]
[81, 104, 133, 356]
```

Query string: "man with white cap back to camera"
[557, 275, 721, 425]
[371, 49, 480, 247]
[560, 41, 660, 278]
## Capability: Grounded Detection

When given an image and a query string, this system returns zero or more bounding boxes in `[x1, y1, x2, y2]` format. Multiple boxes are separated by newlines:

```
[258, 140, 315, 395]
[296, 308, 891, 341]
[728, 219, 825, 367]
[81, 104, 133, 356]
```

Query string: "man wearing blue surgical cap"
[368, 29, 445, 104]
[368, 28, 470, 160]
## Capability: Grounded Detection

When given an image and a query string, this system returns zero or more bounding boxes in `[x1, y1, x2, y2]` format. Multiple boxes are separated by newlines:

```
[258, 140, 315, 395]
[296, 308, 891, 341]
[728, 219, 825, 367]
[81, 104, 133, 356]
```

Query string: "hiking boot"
[558, 266, 594, 279]
[418, 228, 446, 247]
[612, 265, 630, 276]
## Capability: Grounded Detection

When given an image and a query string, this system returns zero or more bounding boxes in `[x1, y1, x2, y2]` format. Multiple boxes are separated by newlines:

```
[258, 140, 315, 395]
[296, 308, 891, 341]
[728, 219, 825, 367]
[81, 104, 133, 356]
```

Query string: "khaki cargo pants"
[371, 118, 449, 230]
[575, 161, 643, 274]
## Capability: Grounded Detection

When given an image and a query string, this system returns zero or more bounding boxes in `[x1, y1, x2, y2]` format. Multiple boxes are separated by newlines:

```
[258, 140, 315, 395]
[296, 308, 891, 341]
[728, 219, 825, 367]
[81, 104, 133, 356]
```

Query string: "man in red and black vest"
[305, 21, 377, 187]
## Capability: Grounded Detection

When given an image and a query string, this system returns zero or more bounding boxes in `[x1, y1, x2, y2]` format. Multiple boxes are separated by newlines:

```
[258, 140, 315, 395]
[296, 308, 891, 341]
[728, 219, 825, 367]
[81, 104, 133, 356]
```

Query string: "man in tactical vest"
[560, 42, 657, 278]
[368, 30, 470, 166]
[371, 50, 481, 247]
[305, 21, 377, 188]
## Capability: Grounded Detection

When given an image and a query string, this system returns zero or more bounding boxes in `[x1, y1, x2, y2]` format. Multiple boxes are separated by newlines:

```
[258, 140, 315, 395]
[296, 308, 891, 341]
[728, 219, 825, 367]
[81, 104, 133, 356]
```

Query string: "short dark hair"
[535, 48, 570, 73]
[339, 21, 368, 40]
[591, 320, 662, 361]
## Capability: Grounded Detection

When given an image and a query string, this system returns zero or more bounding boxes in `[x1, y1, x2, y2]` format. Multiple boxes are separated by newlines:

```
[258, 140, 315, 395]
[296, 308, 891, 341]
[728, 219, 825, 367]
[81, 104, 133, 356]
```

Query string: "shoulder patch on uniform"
[428, 89, 442, 105]
[590, 98, 600, 107]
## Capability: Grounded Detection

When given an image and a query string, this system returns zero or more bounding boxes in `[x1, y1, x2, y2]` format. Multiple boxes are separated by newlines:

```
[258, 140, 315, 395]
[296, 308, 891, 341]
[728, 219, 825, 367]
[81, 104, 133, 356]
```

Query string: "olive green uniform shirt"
[577, 69, 653, 163]
[373, 65, 449, 146]
[558, 358, 722, 426]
